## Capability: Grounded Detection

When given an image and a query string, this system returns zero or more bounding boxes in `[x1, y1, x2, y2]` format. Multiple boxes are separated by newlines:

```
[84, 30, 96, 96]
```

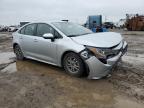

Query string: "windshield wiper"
[68, 35, 80, 37]
[68, 33, 91, 37]
[81, 33, 92, 35]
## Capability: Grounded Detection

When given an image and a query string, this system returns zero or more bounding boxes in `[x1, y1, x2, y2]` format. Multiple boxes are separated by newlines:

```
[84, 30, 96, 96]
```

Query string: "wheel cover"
[65, 56, 80, 73]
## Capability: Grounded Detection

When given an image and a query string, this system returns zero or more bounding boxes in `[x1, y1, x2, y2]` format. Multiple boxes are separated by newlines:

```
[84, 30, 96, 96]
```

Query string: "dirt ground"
[109, 29, 144, 101]
[0, 30, 144, 108]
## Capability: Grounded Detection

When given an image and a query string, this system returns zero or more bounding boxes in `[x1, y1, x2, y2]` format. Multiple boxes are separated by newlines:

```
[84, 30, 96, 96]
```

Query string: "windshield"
[52, 22, 93, 37]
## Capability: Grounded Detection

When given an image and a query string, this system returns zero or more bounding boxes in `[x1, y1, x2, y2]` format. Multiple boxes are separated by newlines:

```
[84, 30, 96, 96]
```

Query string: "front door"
[33, 23, 57, 64]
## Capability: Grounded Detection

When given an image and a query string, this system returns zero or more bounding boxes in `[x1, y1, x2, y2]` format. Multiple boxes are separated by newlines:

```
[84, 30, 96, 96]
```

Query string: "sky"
[0, 0, 144, 25]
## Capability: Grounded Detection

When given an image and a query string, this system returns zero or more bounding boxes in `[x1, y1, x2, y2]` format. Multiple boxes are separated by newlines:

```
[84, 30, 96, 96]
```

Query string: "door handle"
[34, 39, 38, 42]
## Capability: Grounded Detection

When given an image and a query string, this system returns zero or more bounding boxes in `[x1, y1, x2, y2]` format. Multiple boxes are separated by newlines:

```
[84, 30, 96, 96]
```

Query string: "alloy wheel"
[65, 56, 80, 73]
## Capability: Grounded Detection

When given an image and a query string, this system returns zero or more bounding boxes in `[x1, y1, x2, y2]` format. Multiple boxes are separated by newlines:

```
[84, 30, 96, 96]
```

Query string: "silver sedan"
[12, 22, 128, 79]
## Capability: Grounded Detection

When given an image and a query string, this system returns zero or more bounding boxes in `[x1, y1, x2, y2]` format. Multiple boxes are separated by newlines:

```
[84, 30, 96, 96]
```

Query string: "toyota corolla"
[12, 22, 128, 79]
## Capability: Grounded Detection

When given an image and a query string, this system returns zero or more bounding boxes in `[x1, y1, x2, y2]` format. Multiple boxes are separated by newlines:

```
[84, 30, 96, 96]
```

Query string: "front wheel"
[63, 52, 85, 77]
[14, 45, 24, 60]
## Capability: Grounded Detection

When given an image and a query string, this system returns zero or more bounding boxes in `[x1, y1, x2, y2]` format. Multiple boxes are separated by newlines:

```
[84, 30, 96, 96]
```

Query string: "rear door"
[20, 23, 38, 57]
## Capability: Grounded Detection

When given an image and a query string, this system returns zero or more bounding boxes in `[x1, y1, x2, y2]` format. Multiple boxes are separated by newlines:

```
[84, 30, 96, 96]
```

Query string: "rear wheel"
[63, 52, 85, 77]
[14, 45, 24, 60]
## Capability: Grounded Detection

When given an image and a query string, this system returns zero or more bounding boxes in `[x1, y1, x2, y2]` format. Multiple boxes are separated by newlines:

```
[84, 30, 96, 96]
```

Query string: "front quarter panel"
[56, 37, 85, 66]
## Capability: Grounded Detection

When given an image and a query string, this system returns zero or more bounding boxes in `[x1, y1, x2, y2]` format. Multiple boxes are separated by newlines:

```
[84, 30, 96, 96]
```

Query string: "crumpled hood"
[71, 32, 122, 48]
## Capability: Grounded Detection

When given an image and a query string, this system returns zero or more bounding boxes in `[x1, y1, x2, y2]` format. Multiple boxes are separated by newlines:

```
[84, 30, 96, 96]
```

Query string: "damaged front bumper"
[85, 41, 128, 79]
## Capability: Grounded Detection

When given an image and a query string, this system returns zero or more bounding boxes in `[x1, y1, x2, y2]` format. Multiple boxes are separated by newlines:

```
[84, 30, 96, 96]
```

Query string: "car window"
[36, 24, 53, 37]
[24, 24, 36, 36]
[54, 30, 62, 38]
[52, 22, 92, 37]
[19, 27, 25, 34]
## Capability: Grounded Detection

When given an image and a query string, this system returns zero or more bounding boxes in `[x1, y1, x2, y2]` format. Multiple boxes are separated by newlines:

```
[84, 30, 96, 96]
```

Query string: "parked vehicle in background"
[0, 26, 2, 32]
[0, 26, 9, 32]
[84, 15, 107, 32]
[8, 26, 18, 32]
[103, 22, 115, 29]
[20, 22, 30, 27]
[115, 19, 126, 29]
[12, 22, 128, 79]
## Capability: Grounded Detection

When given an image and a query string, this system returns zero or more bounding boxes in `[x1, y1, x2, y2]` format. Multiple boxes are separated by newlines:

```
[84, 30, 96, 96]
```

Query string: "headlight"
[80, 46, 108, 64]
[86, 46, 106, 59]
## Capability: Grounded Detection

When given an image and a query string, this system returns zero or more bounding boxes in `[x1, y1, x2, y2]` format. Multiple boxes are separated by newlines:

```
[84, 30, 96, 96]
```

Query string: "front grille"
[99, 58, 107, 64]
[105, 41, 123, 59]
[105, 49, 121, 59]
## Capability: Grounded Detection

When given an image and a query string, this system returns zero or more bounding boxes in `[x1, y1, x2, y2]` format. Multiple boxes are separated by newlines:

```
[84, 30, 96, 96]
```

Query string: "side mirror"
[42, 33, 54, 41]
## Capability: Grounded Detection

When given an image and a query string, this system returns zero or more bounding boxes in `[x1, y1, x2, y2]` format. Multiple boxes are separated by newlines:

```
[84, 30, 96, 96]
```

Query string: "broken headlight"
[83, 46, 107, 64]
[86, 46, 106, 58]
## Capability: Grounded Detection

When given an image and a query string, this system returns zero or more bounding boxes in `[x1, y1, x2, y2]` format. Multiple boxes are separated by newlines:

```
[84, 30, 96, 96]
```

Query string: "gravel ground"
[0, 31, 144, 108]
[108, 29, 144, 101]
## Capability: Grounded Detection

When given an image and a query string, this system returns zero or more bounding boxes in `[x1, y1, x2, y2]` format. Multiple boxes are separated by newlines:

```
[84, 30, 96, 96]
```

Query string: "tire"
[63, 52, 85, 77]
[14, 45, 24, 60]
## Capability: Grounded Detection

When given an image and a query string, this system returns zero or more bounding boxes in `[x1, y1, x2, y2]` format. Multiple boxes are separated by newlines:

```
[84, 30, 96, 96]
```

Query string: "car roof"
[18, 21, 73, 30]
[26, 21, 70, 25]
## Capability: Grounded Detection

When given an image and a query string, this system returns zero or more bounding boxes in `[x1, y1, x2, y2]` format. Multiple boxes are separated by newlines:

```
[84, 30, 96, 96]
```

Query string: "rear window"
[19, 27, 25, 34]
[24, 24, 36, 36]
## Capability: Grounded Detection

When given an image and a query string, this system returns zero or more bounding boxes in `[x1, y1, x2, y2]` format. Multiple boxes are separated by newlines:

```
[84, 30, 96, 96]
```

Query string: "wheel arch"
[61, 50, 89, 76]
[13, 43, 19, 48]
[13, 43, 19, 53]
